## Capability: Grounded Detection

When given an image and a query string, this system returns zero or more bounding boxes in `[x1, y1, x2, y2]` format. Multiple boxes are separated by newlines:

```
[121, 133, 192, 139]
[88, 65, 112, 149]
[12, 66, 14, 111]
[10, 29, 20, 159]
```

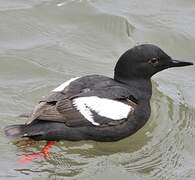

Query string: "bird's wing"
[57, 87, 137, 127]
[25, 76, 137, 127]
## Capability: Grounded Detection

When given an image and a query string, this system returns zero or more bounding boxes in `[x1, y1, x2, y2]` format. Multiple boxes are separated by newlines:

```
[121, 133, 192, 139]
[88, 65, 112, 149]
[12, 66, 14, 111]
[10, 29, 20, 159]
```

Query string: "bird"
[4, 44, 193, 143]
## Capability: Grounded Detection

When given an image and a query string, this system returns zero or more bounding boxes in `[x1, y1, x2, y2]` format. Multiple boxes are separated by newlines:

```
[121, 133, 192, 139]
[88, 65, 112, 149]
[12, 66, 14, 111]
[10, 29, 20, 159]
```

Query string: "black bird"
[4, 44, 193, 142]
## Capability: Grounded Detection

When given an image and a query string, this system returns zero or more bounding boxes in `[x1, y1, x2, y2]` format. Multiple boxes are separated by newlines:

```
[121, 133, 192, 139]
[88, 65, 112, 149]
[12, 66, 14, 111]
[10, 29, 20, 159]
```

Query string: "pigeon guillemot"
[4, 44, 193, 142]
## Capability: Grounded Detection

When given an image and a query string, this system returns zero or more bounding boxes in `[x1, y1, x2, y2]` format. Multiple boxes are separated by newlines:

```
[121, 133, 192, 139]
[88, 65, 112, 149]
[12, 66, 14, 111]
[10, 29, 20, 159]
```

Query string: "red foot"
[17, 141, 55, 164]
[41, 141, 55, 158]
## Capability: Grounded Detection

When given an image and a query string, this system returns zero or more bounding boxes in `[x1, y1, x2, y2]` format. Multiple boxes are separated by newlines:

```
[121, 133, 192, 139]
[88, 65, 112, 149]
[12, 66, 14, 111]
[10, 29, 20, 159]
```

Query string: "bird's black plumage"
[4, 44, 193, 141]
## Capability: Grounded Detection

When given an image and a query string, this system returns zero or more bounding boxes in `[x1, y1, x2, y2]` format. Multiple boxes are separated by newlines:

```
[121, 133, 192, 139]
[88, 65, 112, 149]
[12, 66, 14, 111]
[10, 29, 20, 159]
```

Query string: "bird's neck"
[114, 75, 152, 101]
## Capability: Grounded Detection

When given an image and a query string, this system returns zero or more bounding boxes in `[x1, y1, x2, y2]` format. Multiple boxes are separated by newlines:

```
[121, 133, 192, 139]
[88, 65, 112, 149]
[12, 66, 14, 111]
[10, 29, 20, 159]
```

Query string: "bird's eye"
[148, 58, 159, 65]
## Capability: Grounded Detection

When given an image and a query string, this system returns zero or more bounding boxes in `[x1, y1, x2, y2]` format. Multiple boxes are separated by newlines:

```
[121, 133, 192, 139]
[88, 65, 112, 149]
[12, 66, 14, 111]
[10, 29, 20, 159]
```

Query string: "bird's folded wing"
[25, 85, 137, 127]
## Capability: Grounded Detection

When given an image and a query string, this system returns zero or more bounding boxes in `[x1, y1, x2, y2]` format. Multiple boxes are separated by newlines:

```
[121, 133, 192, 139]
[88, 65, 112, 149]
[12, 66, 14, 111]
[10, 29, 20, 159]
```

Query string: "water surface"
[0, 0, 195, 179]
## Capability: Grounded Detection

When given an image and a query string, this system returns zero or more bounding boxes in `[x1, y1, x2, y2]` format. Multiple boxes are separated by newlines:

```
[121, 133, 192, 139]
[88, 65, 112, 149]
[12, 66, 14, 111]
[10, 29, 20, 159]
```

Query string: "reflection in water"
[12, 83, 195, 180]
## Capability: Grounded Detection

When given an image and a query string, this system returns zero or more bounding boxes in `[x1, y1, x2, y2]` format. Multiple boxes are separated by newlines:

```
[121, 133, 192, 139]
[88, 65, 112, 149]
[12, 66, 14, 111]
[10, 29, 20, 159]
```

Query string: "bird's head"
[114, 44, 193, 80]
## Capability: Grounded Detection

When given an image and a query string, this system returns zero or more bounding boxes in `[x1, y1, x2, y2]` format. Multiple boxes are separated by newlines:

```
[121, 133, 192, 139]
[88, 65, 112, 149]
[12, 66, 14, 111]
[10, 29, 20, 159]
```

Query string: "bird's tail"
[4, 124, 26, 138]
[4, 121, 69, 141]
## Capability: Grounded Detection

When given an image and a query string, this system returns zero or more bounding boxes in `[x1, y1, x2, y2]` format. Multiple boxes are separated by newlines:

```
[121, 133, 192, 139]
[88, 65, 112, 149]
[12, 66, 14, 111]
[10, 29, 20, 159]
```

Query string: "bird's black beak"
[169, 59, 194, 68]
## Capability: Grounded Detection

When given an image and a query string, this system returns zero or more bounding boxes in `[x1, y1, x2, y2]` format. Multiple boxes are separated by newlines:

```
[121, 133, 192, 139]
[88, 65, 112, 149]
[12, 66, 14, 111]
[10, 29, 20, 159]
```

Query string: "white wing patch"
[73, 100, 100, 126]
[52, 77, 80, 92]
[73, 96, 133, 126]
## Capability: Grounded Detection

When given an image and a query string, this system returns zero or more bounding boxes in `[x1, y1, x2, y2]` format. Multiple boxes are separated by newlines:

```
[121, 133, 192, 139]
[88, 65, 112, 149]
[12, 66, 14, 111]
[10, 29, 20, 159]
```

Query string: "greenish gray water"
[0, 0, 195, 179]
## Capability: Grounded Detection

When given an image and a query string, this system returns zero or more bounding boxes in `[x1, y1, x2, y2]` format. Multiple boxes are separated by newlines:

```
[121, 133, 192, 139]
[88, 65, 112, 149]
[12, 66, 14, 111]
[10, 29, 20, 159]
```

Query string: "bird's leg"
[41, 141, 55, 158]
[17, 141, 55, 164]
